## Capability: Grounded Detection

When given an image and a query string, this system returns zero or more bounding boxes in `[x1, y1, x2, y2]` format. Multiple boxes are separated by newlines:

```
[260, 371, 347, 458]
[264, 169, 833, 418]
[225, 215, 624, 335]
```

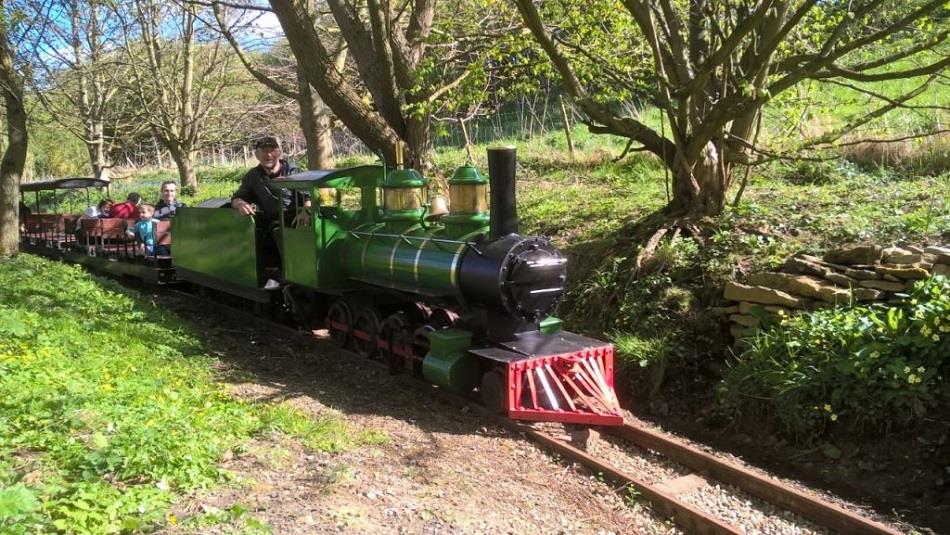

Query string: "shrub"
[613, 333, 672, 401]
[718, 276, 950, 441]
[906, 133, 950, 177]
[841, 140, 913, 170]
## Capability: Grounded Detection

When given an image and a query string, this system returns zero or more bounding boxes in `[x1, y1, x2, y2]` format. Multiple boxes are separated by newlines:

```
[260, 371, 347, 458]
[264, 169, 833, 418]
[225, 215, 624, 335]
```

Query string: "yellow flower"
[904, 366, 911, 374]
[907, 374, 919, 384]
[933, 334, 940, 342]
[823, 404, 832, 412]
[830, 414, 838, 421]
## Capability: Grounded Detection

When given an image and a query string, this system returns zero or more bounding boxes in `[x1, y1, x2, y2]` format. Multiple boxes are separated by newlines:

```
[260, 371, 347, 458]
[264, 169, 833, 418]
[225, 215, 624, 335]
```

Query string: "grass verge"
[0, 254, 386, 534]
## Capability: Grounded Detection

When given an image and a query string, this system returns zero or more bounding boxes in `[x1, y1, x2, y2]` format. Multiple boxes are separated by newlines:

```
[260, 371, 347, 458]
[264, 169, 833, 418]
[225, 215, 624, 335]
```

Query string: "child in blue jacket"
[126, 204, 169, 256]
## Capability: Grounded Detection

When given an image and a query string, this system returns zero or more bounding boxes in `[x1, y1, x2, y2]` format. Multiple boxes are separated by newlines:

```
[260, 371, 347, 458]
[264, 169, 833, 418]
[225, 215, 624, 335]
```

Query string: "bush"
[613, 333, 672, 401]
[718, 276, 950, 441]
[777, 159, 859, 185]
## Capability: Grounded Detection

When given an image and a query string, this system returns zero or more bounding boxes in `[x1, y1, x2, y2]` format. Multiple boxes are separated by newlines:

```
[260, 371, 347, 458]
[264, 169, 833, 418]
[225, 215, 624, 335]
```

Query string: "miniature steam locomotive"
[20, 147, 622, 426]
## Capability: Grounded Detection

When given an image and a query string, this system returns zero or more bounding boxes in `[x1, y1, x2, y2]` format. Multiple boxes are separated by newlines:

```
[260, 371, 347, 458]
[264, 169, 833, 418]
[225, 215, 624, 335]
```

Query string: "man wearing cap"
[231, 136, 310, 269]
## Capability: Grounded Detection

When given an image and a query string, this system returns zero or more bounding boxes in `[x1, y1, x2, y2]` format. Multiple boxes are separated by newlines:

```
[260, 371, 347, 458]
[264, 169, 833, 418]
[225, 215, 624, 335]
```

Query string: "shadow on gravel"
[164, 293, 507, 444]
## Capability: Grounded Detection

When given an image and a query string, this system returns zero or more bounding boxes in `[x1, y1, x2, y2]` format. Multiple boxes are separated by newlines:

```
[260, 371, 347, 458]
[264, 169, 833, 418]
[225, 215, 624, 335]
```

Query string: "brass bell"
[427, 194, 449, 220]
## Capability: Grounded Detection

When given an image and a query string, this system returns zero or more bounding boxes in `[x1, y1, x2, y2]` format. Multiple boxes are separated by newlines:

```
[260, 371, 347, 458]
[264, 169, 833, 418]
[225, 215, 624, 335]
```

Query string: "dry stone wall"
[720, 244, 950, 343]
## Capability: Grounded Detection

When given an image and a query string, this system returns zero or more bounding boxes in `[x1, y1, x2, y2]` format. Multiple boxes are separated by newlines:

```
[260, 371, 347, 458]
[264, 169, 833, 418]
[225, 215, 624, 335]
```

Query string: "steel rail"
[501, 420, 742, 534]
[604, 423, 901, 535]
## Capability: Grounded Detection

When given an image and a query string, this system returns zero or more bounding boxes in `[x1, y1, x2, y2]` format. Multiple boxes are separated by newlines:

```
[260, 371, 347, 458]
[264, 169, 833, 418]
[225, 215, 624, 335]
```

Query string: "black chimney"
[488, 146, 518, 239]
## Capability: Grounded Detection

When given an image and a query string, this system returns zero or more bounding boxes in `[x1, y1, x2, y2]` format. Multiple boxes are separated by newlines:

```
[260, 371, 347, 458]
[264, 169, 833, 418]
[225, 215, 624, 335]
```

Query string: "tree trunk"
[406, 115, 434, 173]
[0, 35, 27, 256]
[87, 127, 108, 180]
[167, 143, 197, 191]
[297, 65, 334, 169]
[669, 141, 726, 216]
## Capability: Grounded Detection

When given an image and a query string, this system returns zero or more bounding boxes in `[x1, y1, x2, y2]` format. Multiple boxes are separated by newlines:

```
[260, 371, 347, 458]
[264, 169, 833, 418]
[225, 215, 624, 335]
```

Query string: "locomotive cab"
[275, 165, 384, 291]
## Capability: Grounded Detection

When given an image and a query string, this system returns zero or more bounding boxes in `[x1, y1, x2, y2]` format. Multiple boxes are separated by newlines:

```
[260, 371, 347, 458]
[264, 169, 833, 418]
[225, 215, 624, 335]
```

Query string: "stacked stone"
[720, 244, 950, 342]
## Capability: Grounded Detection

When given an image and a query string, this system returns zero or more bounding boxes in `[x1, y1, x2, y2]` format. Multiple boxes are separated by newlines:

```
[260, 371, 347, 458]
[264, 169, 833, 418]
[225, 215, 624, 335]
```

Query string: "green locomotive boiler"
[172, 147, 622, 426]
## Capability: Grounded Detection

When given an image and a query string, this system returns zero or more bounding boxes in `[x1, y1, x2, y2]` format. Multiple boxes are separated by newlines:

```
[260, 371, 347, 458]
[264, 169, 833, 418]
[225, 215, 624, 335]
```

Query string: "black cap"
[254, 136, 280, 150]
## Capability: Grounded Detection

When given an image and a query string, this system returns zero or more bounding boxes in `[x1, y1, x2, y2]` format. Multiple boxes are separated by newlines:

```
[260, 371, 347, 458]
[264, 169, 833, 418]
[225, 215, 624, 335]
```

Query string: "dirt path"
[161, 296, 677, 534]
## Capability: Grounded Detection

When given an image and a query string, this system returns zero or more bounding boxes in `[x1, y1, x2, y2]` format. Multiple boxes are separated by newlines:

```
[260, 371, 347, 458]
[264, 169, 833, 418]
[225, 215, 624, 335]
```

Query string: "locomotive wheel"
[380, 312, 412, 374]
[353, 307, 382, 359]
[480, 369, 508, 415]
[326, 300, 353, 348]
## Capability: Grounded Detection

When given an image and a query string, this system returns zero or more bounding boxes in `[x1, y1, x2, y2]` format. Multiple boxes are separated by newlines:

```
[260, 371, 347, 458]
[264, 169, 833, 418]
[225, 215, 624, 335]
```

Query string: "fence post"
[559, 95, 576, 161]
[458, 118, 475, 163]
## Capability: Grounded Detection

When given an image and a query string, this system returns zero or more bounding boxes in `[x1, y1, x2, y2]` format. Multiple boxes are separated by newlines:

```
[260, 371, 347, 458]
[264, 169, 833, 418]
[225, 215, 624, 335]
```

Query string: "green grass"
[0, 254, 386, 534]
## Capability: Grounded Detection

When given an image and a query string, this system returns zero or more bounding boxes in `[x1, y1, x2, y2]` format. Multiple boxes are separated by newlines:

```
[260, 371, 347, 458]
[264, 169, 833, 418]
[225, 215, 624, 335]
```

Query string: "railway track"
[505, 422, 900, 535]
[166, 285, 902, 535]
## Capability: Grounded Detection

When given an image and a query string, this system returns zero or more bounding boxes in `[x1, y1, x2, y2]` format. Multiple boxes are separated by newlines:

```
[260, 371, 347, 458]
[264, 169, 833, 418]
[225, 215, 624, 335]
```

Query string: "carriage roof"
[20, 177, 109, 192]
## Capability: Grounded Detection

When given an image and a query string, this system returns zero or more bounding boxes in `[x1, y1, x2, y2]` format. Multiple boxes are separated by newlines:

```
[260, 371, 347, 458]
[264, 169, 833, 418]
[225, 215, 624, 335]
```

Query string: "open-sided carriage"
[18, 177, 174, 284]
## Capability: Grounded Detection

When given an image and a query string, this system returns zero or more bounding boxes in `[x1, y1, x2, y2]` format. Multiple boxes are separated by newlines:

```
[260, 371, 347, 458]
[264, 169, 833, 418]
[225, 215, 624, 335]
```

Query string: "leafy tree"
[110, 0, 235, 189]
[0, 0, 29, 256]
[211, 2, 336, 168]
[515, 0, 950, 216]
[25, 0, 132, 179]
[270, 0, 530, 175]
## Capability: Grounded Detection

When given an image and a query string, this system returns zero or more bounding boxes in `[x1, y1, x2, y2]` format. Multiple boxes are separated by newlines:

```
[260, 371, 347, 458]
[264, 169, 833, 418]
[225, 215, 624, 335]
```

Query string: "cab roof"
[274, 165, 384, 190]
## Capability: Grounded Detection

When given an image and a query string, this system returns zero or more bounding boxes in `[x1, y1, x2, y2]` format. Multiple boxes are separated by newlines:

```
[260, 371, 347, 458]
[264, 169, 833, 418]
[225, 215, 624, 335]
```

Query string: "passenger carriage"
[18, 177, 174, 284]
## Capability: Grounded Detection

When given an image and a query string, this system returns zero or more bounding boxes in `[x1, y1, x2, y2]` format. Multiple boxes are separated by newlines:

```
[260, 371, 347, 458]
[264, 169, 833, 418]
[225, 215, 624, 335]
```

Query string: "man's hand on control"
[233, 198, 255, 216]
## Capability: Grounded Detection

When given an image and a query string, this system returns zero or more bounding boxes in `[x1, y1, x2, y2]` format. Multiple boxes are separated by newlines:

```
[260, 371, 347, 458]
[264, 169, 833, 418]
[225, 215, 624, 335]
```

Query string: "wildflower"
[830, 414, 838, 421]
[918, 366, 926, 373]
[870, 351, 880, 359]
[933, 334, 940, 342]
[907, 374, 919, 384]
[904, 366, 911, 374]
[823, 404, 832, 412]
[921, 325, 932, 336]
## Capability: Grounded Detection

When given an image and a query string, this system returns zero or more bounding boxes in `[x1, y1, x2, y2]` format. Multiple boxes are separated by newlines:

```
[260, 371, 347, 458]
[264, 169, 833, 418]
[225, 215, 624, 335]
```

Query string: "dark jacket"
[231, 160, 305, 222]
[154, 199, 186, 220]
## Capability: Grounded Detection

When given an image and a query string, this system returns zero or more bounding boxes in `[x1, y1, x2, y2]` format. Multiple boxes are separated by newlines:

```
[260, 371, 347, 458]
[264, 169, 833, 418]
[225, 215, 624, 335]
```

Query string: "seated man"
[231, 135, 310, 259]
[111, 192, 141, 219]
[154, 180, 186, 220]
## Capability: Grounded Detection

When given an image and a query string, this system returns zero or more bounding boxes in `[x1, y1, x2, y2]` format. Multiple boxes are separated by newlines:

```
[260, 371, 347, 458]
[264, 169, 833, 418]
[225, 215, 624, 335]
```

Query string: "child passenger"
[126, 204, 169, 256]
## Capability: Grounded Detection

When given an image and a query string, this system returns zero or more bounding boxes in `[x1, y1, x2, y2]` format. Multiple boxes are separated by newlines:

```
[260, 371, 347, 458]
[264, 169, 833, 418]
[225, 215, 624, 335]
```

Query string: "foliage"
[488, 126, 948, 412]
[0, 254, 384, 533]
[27, 103, 89, 178]
[718, 277, 950, 441]
[517, 0, 950, 214]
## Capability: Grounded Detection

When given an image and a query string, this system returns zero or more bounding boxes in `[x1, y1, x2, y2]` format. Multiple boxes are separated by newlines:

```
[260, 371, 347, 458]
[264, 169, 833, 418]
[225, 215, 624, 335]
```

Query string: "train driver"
[230, 135, 310, 257]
